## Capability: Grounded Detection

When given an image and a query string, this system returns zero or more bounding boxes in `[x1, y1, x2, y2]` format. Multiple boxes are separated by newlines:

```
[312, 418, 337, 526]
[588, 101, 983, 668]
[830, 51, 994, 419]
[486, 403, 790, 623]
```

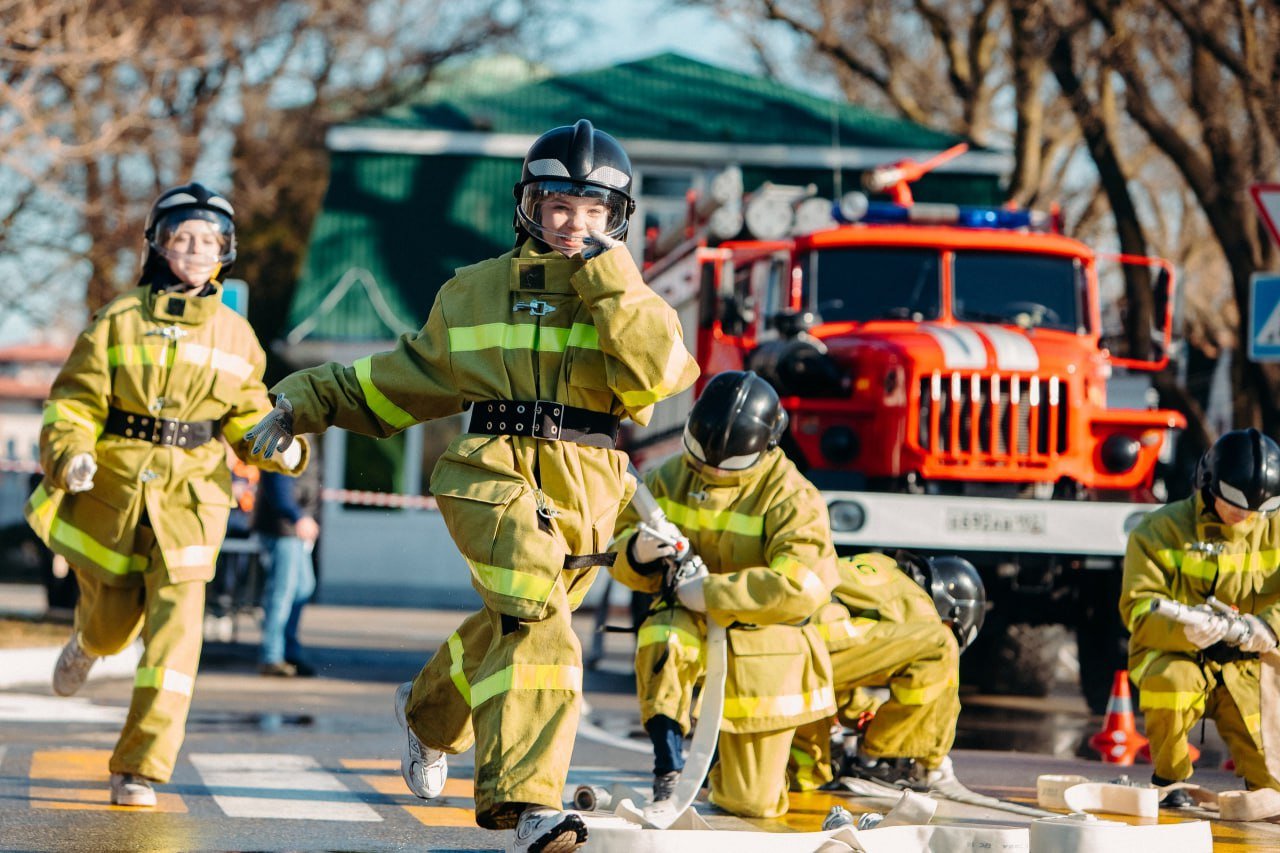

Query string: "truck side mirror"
[772, 309, 820, 339]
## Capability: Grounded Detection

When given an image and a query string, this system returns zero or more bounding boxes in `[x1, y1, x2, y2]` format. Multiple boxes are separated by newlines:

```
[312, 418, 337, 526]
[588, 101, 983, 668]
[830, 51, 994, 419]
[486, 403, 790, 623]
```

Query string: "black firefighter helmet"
[513, 119, 635, 246]
[1195, 427, 1280, 514]
[139, 182, 236, 285]
[683, 370, 788, 471]
[898, 551, 987, 652]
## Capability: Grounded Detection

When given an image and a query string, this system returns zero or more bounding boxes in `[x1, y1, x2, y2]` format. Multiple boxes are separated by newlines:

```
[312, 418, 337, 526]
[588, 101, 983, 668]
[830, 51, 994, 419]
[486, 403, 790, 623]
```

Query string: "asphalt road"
[0, 588, 1264, 852]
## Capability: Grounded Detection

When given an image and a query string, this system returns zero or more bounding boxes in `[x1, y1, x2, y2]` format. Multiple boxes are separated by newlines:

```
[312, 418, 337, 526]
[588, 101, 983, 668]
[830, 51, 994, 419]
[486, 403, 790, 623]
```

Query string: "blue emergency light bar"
[833, 193, 1050, 232]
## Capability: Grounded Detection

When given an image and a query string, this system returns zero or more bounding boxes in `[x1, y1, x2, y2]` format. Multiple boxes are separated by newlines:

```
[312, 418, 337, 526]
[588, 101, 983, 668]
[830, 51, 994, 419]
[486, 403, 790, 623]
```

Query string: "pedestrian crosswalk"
[13, 748, 649, 826]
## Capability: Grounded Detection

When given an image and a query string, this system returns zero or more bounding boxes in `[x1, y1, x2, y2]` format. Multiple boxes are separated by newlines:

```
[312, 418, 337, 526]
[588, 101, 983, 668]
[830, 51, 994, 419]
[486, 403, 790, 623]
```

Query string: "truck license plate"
[945, 508, 1047, 535]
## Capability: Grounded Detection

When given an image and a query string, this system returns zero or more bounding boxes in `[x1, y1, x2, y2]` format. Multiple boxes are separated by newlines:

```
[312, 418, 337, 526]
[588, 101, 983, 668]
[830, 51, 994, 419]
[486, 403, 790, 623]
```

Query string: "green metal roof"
[355, 52, 959, 150]
[285, 53, 1001, 348]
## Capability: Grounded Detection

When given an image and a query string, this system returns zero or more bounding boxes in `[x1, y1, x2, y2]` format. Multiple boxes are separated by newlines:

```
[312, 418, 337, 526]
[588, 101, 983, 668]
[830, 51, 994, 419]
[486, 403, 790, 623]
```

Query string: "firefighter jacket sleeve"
[39, 323, 110, 490]
[1121, 495, 1225, 654]
[273, 299, 465, 438]
[569, 246, 699, 426]
[702, 471, 837, 627]
[608, 470, 669, 596]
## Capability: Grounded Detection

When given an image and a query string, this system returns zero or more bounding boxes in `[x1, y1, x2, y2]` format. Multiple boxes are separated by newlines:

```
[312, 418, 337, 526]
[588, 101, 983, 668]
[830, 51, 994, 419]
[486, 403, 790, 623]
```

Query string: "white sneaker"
[52, 635, 97, 697]
[109, 773, 157, 807]
[511, 807, 588, 853]
[394, 681, 447, 799]
[918, 755, 957, 790]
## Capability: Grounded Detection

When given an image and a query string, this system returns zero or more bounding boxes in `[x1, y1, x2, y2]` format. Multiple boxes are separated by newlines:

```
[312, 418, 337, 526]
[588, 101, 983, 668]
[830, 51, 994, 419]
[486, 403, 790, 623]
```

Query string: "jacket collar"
[146, 282, 223, 326]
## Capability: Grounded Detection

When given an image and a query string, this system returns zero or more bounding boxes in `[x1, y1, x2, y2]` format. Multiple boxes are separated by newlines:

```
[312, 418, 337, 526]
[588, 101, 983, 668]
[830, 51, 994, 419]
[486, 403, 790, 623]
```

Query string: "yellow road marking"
[342, 756, 476, 825]
[29, 750, 185, 813]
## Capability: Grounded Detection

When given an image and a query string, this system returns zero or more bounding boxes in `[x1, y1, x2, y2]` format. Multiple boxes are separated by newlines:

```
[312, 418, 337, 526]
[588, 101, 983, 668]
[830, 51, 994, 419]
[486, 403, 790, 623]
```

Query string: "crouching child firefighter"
[1122, 428, 1280, 803]
[244, 120, 698, 851]
[609, 370, 838, 818]
[26, 183, 310, 807]
[788, 551, 984, 792]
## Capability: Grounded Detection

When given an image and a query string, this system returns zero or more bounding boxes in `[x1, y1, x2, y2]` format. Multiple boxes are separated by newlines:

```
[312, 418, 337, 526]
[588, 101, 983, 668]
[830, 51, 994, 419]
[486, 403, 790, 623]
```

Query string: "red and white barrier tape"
[319, 488, 437, 510]
[2, 459, 437, 510]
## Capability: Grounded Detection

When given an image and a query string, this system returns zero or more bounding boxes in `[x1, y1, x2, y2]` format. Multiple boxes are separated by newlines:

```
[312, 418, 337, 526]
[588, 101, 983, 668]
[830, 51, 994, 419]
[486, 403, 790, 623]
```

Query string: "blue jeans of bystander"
[259, 536, 316, 665]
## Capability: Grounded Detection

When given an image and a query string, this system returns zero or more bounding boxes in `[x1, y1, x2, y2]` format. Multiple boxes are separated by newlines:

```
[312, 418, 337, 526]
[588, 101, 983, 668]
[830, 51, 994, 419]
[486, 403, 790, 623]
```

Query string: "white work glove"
[581, 229, 619, 260]
[675, 574, 707, 613]
[630, 518, 682, 565]
[63, 453, 97, 493]
[1238, 614, 1279, 654]
[1184, 613, 1231, 649]
[245, 393, 295, 459]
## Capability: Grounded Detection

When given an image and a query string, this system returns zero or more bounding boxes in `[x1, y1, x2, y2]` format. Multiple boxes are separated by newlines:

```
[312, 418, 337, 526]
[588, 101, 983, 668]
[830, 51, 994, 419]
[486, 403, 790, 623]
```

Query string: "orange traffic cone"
[1136, 741, 1199, 764]
[1089, 670, 1148, 765]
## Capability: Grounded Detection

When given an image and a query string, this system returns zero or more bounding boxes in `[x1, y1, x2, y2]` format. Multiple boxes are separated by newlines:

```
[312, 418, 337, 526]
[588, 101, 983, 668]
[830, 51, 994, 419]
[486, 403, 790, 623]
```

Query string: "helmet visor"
[1216, 480, 1280, 515]
[683, 425, 762, 471]
[151, 209, 236, 266]
[517, 181, 630, 254]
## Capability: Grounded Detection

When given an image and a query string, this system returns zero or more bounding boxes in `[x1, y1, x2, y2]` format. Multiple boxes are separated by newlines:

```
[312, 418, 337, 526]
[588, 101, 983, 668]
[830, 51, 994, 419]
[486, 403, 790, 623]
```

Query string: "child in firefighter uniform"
[26, 183, 309, 807]
[245, 120, 697, 851]
[609, 370, 837, 818]
[788, 551, 984, 792]
[1122, 428, 1280, 800]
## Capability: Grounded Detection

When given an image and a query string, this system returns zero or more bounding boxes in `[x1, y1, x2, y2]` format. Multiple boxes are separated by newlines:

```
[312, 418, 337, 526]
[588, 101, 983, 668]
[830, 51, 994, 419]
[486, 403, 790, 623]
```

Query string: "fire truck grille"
[916, 373, 1068, 460]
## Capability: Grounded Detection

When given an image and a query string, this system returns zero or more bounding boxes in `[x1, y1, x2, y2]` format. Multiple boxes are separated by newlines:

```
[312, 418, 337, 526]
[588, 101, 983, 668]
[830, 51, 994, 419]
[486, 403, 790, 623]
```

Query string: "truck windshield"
[952, 251, 1082, 332]
[805, 247, 941, 322]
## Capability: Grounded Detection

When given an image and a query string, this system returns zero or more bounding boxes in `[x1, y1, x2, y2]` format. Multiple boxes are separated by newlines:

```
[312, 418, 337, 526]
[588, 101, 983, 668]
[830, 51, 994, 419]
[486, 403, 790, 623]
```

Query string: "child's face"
[164, 219, 224, 286]
[539, 193, 610, 256]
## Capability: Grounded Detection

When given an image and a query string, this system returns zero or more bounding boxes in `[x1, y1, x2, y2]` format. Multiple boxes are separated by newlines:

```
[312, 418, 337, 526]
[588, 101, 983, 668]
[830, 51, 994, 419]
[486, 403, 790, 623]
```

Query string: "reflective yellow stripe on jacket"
[658, 498, 764, 536]
[466, 558, 556, 607]
[890, 675, 956, 706]
[42, 400, 102, 436]
[354, 356, 415, 430]
[470, 663, 582, 708]
[447, 322, 600, 354]
[723, 685, 835, 722]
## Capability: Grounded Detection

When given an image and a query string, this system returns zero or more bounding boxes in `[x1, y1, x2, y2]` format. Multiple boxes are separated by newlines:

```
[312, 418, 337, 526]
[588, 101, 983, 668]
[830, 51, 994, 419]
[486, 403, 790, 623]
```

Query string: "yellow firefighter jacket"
[26, 284, 307, 587]
[612, 448, 838, 733]
[1122, 491, 1280, 683]
[273, 241, 698, 621]
[813, 552, 942, 649]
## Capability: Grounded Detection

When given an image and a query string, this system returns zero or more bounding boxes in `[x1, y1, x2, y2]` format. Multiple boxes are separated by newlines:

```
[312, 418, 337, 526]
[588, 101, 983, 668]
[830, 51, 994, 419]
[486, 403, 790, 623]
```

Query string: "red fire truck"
[637, 155, 1185, 712]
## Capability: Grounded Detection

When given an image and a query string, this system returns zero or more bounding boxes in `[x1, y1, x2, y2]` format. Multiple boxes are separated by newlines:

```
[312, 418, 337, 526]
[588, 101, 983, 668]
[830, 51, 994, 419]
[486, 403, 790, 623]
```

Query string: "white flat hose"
[640, 620, 727, 829]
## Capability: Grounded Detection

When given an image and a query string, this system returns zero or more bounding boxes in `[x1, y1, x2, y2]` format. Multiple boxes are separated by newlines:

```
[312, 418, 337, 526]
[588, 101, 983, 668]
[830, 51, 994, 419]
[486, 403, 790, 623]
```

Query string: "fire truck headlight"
[1100, 434, 1141, 474]
[829, 500, 867, 533]
[820, 426, 860, 464]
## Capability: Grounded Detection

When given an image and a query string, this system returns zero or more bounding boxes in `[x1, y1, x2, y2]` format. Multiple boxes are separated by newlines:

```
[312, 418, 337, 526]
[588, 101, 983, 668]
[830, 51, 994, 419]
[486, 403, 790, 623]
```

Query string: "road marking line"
[29, 750, 186, 813]
[404, 804, 476, 827]
[190, 753, 381, 822]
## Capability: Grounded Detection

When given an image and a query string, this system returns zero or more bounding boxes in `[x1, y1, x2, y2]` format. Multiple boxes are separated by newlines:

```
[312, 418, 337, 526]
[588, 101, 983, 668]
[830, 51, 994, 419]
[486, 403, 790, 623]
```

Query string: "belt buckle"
[532, 400, 563, 440]
[157, 418, 177, 446]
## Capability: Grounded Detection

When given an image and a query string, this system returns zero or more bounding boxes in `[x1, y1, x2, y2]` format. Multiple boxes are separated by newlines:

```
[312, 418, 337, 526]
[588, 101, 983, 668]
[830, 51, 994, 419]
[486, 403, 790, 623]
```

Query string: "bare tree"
[0, 0, 533, 339]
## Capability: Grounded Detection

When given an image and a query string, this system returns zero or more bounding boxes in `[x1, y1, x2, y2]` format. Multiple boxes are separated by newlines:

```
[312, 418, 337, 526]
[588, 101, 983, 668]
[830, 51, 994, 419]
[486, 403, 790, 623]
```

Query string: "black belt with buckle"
[104, 407, 220, 448]
[468, 399, 619, 449]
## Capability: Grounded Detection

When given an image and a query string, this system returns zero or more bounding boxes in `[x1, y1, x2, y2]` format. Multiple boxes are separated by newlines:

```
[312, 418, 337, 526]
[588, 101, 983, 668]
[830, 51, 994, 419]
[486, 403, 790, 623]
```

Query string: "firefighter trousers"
[634, 605, 706, 733]
[707, 727, 796, 818]
[73, 534, 206, 783]
[1136, 653, 1278, 790]
[790, 620, 958, 790]
[403, 584, 585, 829]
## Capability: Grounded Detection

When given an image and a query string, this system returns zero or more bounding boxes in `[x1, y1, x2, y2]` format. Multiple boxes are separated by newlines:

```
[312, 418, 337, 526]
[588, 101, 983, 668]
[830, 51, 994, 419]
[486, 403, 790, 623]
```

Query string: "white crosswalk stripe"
[190, 753, 382, 822]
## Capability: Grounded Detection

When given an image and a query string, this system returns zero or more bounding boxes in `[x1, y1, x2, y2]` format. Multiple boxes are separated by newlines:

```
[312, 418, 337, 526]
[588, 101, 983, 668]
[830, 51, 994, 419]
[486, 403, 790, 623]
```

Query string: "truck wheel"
[972, 623, 1064, 697]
